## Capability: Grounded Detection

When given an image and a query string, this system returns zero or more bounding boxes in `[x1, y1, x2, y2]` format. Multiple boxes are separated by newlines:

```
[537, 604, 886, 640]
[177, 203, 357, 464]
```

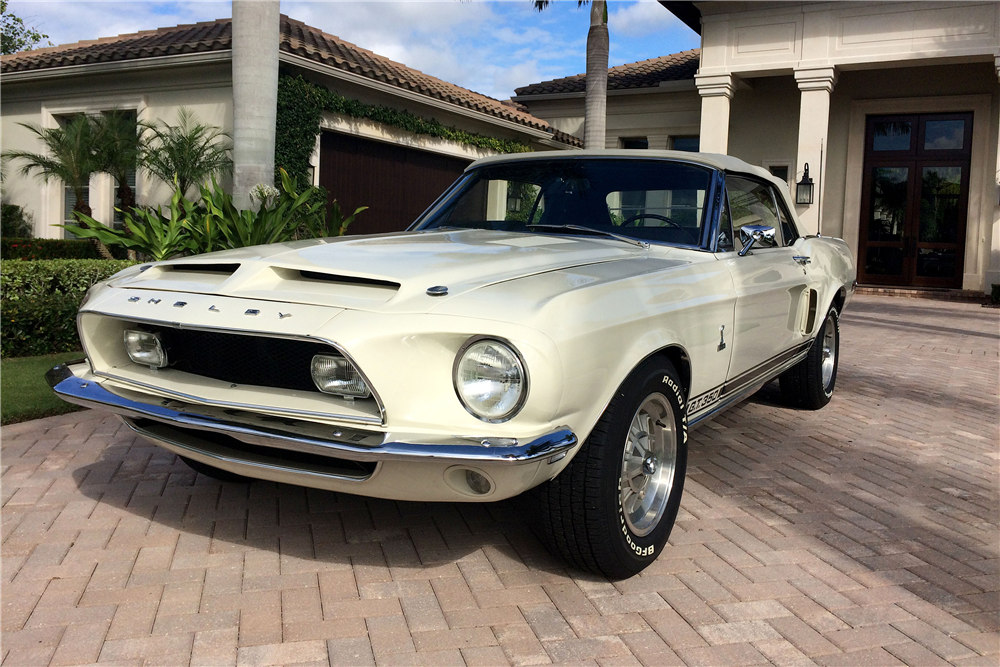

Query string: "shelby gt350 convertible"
[48, 150, 856, 577]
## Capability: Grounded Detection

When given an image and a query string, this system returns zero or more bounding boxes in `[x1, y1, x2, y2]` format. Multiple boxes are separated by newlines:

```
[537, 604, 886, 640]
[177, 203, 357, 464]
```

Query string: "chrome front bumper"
[47, 363, 578, 501]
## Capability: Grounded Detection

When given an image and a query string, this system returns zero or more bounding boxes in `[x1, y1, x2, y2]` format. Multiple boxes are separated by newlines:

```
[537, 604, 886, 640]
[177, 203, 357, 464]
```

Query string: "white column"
[794, 66, 837, 235]
[647, 134, 670, 150]
[232, 0, 280, 209]
[985, 56, 1000, 293]
[694, 74, 734, 155]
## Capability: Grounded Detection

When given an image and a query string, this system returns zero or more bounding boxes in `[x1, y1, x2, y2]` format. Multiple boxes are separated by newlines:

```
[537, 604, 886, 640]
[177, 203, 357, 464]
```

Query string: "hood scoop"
[297, 270, 400, 290]
[143, 263, 240, 283]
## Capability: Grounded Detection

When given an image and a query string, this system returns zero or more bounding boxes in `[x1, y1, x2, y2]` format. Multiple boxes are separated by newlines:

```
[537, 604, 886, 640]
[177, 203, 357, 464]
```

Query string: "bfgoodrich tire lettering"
[780, 306, 840, 410]
[532, 358, 688, 579]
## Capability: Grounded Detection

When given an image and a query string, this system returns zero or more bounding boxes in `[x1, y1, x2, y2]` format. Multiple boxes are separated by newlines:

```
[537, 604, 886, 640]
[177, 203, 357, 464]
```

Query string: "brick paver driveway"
[3, 295, 998, 667]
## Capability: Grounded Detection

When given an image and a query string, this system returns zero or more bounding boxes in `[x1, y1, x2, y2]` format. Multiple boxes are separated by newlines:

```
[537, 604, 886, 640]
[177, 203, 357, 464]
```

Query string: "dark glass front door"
[858, 113, 972, 288]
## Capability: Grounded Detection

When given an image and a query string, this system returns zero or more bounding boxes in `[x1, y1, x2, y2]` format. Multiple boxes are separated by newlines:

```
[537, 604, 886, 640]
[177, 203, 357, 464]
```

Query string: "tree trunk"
[232, 0, 280, 210]
[116, 181, 136, 213]
[584, 1, 609, 150]
[73, 200, 114, 259]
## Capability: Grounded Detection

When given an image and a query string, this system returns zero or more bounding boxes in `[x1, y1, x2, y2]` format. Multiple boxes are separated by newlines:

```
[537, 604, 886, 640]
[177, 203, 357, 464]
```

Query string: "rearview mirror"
[738, 225, 776, 256]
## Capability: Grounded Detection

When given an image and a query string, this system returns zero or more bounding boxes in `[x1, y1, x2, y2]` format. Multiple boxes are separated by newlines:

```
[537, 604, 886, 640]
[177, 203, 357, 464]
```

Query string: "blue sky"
[8, 1, 699, 99]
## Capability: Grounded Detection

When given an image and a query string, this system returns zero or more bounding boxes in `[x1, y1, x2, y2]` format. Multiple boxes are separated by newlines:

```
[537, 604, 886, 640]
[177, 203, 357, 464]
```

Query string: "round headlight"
[453, 337, 527, 422]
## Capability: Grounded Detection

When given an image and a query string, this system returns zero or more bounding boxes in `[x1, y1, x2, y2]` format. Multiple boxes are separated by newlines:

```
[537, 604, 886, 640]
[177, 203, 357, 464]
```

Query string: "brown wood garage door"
[319, 131, 471, 236]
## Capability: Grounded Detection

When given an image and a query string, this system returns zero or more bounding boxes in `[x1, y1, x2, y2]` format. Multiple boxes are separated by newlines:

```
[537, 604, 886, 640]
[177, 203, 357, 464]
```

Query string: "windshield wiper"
[527, 224, 650, 249]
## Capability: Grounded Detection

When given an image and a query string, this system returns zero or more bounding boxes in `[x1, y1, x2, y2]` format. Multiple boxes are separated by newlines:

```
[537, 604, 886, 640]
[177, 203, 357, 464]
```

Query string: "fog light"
[466, 470, 492, 495]
[311, 354, 371, 398]
[124, 330, 167, 369]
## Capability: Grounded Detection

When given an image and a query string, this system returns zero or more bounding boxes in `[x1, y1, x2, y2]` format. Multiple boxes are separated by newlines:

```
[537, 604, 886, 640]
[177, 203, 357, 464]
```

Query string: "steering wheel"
[621, 213, 698, 244]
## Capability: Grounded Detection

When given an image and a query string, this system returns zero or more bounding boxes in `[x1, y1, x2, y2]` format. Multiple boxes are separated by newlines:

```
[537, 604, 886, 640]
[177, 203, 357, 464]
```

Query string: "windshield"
[413, 159, 714, 247]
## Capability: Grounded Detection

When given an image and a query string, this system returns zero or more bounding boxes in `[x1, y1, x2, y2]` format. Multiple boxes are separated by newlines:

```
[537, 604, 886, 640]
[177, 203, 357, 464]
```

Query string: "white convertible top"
[470, 149, 778, 183]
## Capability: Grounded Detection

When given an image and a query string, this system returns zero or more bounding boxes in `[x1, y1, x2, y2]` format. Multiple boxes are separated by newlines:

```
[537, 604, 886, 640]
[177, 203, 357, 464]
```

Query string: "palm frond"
[141, 108, 233, 197]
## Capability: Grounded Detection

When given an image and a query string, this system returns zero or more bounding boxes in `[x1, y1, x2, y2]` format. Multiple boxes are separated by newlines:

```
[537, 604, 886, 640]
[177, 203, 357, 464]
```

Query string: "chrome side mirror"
[738, 224, 776, 256]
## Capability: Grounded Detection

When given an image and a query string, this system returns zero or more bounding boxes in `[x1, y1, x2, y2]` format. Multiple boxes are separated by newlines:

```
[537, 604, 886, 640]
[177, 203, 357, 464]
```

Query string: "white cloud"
[610, 0, 683, 38]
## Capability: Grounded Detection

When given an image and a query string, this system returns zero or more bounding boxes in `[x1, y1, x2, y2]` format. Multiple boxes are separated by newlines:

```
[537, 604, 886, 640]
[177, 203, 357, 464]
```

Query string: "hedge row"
[2, 259, 138, 357]
[1, 238, 103, 260]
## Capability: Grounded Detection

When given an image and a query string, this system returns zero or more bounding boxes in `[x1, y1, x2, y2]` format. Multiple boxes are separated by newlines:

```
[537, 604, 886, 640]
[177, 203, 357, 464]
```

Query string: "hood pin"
[209, 305, 219, 312]
[128, 296, 140, 302]
[245, 309, 260, 316]
[279, 312, 291, 319]
[173, 301, 187, 308]
[426, 286, 448, 296]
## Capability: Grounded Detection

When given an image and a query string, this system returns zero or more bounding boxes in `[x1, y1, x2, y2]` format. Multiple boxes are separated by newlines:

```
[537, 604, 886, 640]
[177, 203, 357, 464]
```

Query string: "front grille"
[138, 324, 337, 393]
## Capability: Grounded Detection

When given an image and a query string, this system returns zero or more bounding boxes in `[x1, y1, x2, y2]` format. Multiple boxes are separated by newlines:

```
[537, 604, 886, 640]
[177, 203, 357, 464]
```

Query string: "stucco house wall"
[1, 63, 233, 238]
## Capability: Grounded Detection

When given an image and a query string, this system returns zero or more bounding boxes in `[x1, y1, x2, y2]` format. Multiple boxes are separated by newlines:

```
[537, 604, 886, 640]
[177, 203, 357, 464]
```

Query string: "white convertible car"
[49, 150, 855, 577]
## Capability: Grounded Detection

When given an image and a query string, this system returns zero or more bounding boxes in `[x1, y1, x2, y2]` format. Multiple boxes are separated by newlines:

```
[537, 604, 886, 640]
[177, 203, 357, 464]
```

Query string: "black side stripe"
[686, 340, 813, 417]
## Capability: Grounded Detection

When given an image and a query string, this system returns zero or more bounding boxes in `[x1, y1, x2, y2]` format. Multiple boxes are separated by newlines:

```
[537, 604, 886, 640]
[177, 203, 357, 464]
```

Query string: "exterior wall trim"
[33, 97, 150, 238]
[319, 112, 497, 162]
[843, 94, 994, 291]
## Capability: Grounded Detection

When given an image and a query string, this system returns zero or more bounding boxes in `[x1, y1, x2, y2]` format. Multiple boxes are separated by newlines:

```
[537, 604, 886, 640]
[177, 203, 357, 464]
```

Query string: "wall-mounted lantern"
[796, 163, 814, 205]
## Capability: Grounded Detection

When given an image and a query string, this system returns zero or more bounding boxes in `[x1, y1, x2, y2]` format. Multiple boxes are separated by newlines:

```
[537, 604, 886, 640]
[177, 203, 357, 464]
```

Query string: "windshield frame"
[409, 156, 724, 252]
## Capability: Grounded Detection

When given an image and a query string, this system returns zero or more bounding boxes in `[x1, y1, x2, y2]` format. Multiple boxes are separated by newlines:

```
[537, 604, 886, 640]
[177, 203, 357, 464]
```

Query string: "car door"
[718, 175, 812, 383]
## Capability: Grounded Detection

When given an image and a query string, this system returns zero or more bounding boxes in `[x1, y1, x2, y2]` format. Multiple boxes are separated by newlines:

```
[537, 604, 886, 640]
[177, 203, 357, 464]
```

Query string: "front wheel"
[780, 306, 840, 409]
[532, 358, 688, 579]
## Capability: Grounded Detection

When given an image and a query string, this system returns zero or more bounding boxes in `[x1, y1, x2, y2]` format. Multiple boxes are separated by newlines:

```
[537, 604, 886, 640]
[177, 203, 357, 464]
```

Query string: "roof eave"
[659, 1, 702, 36]
[0, 50, 232, 82]
[513, 79, 696, 102]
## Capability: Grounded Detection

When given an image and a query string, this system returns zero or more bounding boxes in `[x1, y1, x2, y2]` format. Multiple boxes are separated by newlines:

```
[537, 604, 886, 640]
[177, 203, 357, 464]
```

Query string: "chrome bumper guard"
[46, 364, 578, 466]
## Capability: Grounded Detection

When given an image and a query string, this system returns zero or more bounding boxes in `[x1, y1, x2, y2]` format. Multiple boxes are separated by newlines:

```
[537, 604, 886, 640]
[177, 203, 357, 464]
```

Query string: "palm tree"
[142, 108, 233, 198]
[534, 0, 608, 150]
[3, 114, 98, 219]
[92, 109, 143, 213]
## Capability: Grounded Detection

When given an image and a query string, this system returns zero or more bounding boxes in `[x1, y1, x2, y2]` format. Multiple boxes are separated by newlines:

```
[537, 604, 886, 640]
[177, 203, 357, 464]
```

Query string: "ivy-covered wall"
[274, 75, 532, 183]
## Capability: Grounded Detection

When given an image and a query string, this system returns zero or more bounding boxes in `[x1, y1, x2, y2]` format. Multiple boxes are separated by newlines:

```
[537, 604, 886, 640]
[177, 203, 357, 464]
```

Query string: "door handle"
[792, 256, 811, 266]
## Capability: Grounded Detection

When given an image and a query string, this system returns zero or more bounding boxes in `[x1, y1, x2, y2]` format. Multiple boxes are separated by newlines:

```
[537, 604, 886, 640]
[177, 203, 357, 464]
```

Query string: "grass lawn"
[2, 352, 88, 425]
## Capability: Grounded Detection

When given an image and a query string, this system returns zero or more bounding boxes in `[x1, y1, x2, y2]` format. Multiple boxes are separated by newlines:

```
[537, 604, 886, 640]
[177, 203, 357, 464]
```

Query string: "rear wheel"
[533, 358, 688, 579]
[780, 306, 839, 409]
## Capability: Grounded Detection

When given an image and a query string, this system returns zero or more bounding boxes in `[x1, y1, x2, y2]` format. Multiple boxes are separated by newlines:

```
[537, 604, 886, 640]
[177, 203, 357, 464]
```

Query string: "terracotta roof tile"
[1, 16, 581, 147]
[514, 49, 700, 96]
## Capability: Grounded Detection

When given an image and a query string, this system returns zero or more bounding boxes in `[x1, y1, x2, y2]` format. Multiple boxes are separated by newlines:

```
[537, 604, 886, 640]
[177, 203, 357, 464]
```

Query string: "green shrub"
[194, 169, 327, 250]
[1, 203, 34, 238]
[2, 294, 84, 357]
[66, 187, 197, 262]
[1, 238, 102, 259]
[1, 258, 138, 357]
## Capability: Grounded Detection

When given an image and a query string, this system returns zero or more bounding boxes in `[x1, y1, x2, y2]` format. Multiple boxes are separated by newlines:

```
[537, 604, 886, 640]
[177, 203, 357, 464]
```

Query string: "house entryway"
[858, 112, 973, 289]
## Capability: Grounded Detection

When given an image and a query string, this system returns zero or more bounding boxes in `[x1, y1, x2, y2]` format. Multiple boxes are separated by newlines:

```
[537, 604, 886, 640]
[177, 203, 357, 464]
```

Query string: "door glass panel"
[872, 120, 912, 151]
[916, 248, 956, 278]
[919, 167, 961, 243]
[923, 120, 965, 150]
[865, 247, 904, 276]
[868, 167, 908, 241]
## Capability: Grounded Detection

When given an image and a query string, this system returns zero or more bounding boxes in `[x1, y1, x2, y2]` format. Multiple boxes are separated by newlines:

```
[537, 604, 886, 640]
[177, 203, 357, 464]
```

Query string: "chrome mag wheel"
[821, 312, 838, 391]
[620, 392, 678, 537]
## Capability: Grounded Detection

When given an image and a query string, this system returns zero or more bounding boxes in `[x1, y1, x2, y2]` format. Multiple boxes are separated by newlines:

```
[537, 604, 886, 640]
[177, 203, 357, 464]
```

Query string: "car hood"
[111, 229, 649, 312]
